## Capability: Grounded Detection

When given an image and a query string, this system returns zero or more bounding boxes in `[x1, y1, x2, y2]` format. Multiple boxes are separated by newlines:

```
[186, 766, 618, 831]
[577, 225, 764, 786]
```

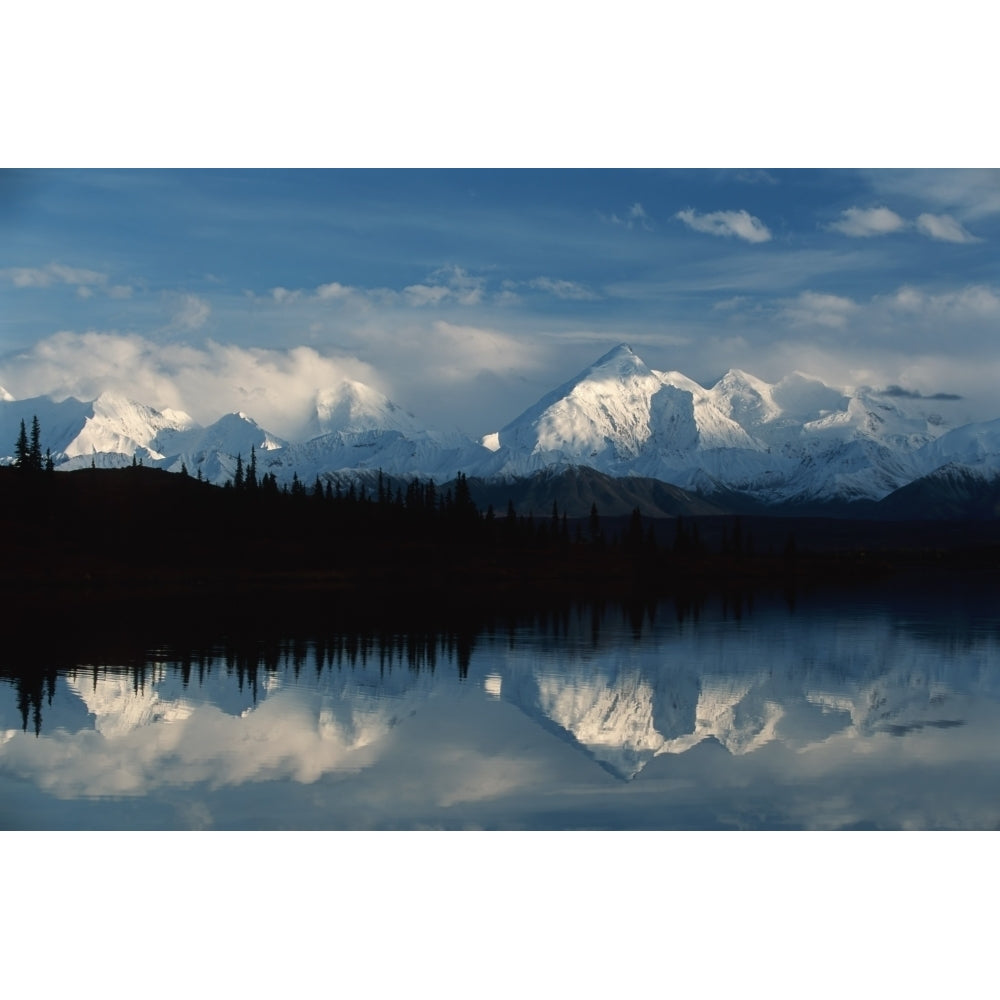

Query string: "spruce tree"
[28, 416, 42, 471]
[234, 453, 244, 489]
[247, 445, 257, 489]
[14, 419, 28, 469]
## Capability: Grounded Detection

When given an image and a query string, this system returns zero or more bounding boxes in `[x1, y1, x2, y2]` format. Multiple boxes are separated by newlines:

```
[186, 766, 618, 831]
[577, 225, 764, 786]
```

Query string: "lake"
[3, 578, 1000, 829]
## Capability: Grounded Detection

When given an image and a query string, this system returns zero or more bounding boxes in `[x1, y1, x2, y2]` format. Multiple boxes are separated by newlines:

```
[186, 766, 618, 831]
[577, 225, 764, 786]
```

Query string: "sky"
[2, 167, 998, 440]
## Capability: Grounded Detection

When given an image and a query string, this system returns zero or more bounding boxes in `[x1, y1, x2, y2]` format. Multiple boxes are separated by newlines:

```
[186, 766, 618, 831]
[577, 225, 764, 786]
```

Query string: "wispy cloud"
[827, 206, 906, 237]
[526, 276, 600, 300]
[734, 170, 778, 186]
[915, 213, 982, 243]
[888, 283, 1000, 318]
[272, 267, 600, 310]
[403, 283, 452, 306]
[402, 266, 486, 307]
[2, 263, 106, 288]
[675, 208, 772, 243]
[0, 261, 131, 299]
[781, 291, 858, 329]
[866, 169, 1000, 221]
[603, 202, 653, 230]
[168, 293, 211, 331]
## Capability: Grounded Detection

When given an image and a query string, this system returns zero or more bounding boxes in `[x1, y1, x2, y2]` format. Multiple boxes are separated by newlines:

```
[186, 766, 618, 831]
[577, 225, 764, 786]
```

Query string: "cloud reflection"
[3, 593, 1000, 828]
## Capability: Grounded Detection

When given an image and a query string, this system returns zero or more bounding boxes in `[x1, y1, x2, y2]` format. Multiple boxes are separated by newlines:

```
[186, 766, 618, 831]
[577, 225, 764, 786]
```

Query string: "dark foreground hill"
[3, 466, 1000, 630]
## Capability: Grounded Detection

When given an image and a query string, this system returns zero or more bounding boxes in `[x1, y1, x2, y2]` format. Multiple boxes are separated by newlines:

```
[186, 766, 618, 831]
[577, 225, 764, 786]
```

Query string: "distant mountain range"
[4, 344, 1000, 517]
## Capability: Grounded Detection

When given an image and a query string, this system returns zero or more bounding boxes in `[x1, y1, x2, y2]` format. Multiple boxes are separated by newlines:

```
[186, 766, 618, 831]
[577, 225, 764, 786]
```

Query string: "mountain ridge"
[2, 343, 997, 516]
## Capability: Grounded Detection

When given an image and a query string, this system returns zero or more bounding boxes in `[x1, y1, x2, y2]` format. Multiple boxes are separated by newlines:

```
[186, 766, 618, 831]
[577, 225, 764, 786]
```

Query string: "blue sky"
[2, 168, 998, 438]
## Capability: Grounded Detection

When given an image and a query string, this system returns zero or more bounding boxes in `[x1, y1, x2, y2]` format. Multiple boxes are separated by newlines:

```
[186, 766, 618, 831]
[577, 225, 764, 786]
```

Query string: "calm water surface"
[3, 582, 1000, 829]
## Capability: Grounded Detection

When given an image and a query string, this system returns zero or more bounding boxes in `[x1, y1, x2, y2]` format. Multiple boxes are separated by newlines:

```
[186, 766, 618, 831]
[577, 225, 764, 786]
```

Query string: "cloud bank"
[0, 332, 382, 440]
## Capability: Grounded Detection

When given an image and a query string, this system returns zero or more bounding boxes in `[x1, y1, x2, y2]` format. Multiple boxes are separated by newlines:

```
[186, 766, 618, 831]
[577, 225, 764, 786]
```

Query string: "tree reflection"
[6, 579, 998, 736]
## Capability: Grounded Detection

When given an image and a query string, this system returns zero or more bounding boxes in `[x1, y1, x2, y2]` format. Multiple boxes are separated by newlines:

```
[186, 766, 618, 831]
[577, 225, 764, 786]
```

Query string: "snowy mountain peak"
[587, 342, 649, 377]
[709, 369, 783, 428]
[485, 344, 762, 476]
[194, 411, 286, 453]
[63, 392, 197, 460]
[0, 386, 14, 403]
[91, 390, 195, 428]
[307, 379, 422, 439]
[490, 343, 664, 463]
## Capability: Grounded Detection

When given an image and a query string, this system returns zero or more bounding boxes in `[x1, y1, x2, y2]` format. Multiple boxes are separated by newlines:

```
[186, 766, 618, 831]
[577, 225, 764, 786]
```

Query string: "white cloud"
[828, 206, 906, 237]
[915, 213, 982, 244]
[315, 281, 356, 300]
[831, 205, 984, 243]
[782, 291, 858, 329]
[526, 276, 600, 300]
[271, 286, 302, 304]
[675, 208, 772, 243]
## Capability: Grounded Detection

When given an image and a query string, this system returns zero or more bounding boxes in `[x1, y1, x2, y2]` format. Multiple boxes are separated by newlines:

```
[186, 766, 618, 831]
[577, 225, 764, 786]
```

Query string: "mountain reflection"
[3, 585, 1000, 829]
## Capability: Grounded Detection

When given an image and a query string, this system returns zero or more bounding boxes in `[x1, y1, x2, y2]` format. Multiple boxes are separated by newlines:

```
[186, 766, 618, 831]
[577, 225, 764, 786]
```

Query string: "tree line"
[7, 421, 812, 592]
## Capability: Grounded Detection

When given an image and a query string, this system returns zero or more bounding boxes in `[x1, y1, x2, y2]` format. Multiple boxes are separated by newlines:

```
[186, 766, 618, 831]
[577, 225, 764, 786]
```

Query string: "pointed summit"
[587, 343, 651, 378]
[491, 344, 671, 464]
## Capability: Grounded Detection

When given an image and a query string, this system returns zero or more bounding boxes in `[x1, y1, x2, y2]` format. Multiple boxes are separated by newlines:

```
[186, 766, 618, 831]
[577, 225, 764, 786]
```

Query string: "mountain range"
[4, 343, 1000, 517]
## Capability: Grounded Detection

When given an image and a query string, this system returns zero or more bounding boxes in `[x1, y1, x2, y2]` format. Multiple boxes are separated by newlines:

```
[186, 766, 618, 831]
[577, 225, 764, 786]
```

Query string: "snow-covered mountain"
[261, 380, 491, 483]
[477, 344, 970, 505]
[0, 381, 489, 487]
[1, 343, 997, 509]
